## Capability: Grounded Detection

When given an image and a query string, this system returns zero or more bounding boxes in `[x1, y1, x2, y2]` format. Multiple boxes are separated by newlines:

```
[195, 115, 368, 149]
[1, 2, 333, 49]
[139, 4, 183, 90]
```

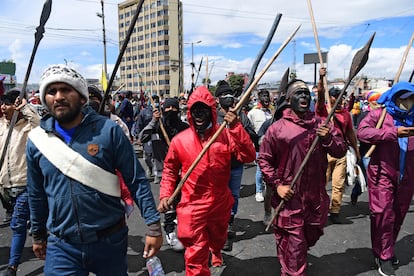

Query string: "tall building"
[118, 0, 183, 97]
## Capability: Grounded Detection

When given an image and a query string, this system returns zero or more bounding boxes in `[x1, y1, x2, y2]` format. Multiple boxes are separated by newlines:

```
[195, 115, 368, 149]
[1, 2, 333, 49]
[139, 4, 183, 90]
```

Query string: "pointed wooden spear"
[99, 0, 145, 114]
[243, 13, 282, 93]
[364, 31, 414, 158]
[0, 0, 52, 169]
[306, 0, 331, 111]
[167, 24, 302, 206]
[266, 32, 376, 231]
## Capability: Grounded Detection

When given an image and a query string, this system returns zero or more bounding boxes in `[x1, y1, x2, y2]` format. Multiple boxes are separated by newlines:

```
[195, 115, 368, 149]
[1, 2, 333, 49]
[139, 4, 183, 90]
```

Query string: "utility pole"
[186, 40, 202, 92]
[97, 0, 108, 79]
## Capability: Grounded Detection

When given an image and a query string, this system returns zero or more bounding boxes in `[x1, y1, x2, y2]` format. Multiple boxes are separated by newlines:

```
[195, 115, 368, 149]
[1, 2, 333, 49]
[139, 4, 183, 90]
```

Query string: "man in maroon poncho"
[358, 81, 414, 276]
[258, 79, 347, 275]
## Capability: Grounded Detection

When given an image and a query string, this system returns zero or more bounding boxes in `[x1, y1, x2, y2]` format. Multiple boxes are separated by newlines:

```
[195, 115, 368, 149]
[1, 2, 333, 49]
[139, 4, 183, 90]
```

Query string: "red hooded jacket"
[159, 86, 256, 205]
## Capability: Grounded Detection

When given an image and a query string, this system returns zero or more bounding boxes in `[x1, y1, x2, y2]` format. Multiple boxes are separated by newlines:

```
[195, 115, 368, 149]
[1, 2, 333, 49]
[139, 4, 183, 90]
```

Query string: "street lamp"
[96, 0, 108, 79]
[185, 40, 202, 92]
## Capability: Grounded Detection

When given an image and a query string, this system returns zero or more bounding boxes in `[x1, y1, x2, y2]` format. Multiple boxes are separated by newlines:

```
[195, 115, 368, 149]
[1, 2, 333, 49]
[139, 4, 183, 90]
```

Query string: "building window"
[158, 50, 169, 56]
[159, 59, 169, 66]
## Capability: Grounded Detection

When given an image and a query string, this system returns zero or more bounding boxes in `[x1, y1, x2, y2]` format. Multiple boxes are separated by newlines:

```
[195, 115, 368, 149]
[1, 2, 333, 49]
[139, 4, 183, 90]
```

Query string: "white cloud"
[0, 0, 413, 88]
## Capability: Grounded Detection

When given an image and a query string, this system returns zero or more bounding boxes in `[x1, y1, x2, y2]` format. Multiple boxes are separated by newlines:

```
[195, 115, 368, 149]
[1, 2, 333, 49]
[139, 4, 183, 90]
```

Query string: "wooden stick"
[0, 0, 52, 169]
[364, 31, 414, 158]
[243, 13, 282, 93]
[147, 95, 170, 146]
[99, 0, 145, 113]
[167, 25, 302, 206]
[307, 0, 331, 111]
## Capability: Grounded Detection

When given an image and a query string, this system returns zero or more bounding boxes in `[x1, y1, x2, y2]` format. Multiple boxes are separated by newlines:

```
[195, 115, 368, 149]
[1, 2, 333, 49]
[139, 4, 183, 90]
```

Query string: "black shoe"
[351, 194, 358, 205]
[391, 255, 399, 266]
[227, 223, 236, 239]
[329, 213, 341, 224]
[375, 258, 395, 276]
[222, 238, 232, 252]
[1, 266, 17, 276]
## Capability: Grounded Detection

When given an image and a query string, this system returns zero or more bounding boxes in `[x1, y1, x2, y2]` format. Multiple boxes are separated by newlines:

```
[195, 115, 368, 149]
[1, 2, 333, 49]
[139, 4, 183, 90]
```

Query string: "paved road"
[0, 161, 414, 275]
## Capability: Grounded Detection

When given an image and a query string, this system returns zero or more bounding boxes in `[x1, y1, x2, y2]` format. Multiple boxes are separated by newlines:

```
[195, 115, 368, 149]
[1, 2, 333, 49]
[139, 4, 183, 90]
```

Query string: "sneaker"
[165, 232, 184, 252]
[263, 212, 272, 226]
[1, 266, 17, 276]
[211, 251, 223, 267]
[145, 169, 153, 179]
[375, 258, 395, 276]
[153, 176, 160, 184]
[255, 192, 264, 202]
[2, 211, 12, 224]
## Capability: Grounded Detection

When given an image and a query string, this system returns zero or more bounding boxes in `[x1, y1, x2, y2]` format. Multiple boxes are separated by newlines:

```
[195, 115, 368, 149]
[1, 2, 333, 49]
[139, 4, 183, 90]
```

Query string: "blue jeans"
[44, 226, 129, 276]
[255, 152, 263, 193]
[9, 190, 30, 267]
[229, 165, 244, 215]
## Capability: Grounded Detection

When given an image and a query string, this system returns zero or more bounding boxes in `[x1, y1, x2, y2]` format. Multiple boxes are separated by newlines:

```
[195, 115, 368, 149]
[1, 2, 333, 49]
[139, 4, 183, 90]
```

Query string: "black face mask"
[163, 110, 179, 125]
[219, 95, 235, 109]
[259, 93, 270, 107]
[290, 89, 311, 114]
[191, 104, 212, 133]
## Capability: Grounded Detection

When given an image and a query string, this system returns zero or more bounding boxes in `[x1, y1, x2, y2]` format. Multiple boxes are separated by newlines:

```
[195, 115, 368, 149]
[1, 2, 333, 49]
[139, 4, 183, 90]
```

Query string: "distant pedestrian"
[140, 97, 188, 251]
[247, 89, 274, 203]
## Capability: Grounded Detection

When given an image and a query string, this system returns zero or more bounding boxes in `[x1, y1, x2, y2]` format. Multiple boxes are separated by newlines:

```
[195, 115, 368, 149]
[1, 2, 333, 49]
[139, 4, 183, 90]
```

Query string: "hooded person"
[258, 79, 347, 276]
[215, 80, 258, 250]
[357, 81, 414, 276]
[158, 86, 256, 275]
[139, 96, 189, 252]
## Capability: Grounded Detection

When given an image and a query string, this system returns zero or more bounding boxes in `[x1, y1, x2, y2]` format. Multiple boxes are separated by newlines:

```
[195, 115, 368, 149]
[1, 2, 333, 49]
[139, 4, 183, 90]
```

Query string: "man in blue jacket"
[26, 64, 162, 275]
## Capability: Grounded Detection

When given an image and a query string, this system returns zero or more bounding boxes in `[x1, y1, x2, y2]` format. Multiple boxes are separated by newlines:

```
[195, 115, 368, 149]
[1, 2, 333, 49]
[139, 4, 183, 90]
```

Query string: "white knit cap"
[39, 64, 89, 105]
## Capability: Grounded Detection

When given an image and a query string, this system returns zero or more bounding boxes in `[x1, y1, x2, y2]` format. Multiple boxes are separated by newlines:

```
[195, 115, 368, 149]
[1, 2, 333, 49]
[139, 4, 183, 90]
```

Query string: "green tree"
[228, 74, 245, 97]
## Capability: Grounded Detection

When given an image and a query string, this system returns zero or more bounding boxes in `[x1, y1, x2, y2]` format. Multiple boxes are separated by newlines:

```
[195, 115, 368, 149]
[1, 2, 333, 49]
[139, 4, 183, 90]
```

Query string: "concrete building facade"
[118, 0, 183, 97]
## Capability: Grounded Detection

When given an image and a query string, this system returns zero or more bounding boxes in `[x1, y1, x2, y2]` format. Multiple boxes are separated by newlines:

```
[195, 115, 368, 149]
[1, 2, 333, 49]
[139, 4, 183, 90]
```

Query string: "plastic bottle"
[146, 256, 165, 276]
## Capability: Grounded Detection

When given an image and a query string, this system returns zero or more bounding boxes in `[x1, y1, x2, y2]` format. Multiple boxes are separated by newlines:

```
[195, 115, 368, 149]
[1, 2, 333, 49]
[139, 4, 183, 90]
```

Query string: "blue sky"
[0, 0, 413, 90]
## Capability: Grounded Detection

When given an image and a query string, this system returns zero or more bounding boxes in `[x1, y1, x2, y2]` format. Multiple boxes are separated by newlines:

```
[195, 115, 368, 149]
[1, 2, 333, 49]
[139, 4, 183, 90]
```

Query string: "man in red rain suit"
[158, 86, 256, 275]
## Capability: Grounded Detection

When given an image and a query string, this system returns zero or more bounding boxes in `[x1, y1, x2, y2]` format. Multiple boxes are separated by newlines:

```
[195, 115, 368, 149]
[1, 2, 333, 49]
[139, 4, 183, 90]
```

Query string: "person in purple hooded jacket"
[357, 81, 414, 276]
[258, 79, 347, 276]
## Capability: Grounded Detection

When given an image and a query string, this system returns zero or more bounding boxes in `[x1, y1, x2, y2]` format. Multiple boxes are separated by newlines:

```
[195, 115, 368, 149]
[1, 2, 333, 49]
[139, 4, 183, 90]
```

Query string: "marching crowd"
[0, 64, 413, 276]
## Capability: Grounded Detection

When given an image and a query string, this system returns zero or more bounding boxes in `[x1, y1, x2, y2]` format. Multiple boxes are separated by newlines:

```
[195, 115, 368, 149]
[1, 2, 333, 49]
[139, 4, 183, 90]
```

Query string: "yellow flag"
[101, 67, 108, 92]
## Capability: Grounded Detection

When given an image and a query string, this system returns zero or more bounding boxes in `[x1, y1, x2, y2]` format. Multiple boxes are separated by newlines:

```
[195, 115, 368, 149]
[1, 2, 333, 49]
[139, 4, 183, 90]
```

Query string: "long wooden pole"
[306, 0, 331, 111]
[99, 0, 145, 113]
[266, 32, 376, 231]
[167, 25, 302, 205]
[0, 0, 52, 170]
[243, 14, 282, 93]
[364, 31, 414, 158]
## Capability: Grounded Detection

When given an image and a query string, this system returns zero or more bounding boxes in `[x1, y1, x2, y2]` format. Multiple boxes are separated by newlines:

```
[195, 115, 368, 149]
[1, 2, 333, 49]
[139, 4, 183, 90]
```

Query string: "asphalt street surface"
[0, 159, 414, 275]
